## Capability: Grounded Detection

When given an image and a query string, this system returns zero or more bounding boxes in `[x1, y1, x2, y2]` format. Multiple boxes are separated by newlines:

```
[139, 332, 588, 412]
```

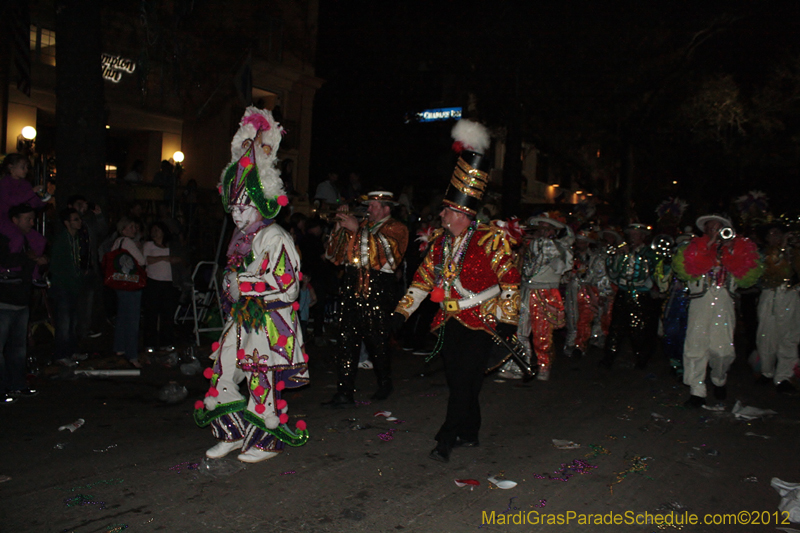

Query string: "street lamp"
[171, 151, 185, 216]
[21, 126, 37, 140]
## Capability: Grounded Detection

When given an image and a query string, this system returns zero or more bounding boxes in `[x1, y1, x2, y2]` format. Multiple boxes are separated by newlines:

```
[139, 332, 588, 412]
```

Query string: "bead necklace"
[435, 223, 475, 291]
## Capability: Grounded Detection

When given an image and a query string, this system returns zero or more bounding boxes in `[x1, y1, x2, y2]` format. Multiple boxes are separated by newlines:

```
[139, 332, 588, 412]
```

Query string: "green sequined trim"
[194, 401, 309, 447]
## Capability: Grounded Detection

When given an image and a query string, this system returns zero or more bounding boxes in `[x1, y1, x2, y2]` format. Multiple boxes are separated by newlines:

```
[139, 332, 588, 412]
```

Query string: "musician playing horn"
[673, 214, 762, 408]
[323, 191, 409, 407]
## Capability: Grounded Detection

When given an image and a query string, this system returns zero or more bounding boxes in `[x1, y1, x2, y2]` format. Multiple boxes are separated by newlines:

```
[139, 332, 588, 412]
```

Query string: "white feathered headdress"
[219, 106, 288, 218]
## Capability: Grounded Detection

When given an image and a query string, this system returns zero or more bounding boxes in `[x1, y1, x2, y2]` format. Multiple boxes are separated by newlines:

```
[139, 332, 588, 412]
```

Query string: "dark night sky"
[309, 0, 800, 218]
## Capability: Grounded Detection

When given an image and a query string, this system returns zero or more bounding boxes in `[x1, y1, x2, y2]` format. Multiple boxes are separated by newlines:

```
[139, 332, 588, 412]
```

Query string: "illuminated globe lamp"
[173, 151, 184, 163]
[17, 126, 37, 156]
[21, 126, 37, 141]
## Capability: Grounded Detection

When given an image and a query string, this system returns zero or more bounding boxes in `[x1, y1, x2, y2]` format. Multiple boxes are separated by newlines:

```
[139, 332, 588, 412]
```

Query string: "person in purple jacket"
[0, 154, 49, 276]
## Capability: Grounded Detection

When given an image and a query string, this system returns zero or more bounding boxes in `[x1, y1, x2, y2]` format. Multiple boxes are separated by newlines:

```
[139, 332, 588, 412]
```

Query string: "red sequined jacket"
[395, 222, 521, 333]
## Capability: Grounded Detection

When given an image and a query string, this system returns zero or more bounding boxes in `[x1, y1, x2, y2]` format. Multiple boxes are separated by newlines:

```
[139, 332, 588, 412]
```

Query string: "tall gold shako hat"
[442, 119, 491, 216]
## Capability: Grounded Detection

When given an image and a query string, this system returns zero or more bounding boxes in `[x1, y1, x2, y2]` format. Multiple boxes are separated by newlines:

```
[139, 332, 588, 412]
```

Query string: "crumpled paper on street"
[772, 478, 800, 523]
[552, 439, 581, 449]
[732, 400, 777, 420]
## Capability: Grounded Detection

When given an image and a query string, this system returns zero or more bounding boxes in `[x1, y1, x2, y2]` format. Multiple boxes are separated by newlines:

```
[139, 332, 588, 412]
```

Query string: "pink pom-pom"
[209, 387, 219, 397]
[277, 335, 288, 347]
[280, 273, 292, 285]
[203, 367, 214, 379]
[254, 385, 265, 396]
[237, 349, 246, 360]
[298, 272, 303, 281]
[255, 404, 266, 414]
[204, 392, 210, 397]
[296, 420, 307, 431]
[194, 400, 204, 410]
[292, 301, 300, 311]
[254, 282, 266, 292]
[276, 380, 286, 391]
[279, 413, 289, 424]
[240, 281, 253, 292]
[303, 352, 309, 362]
[277, 195, 289, 207]
[277, 399, 287, 410]
[239, 156, 252, 168]
[212, 342, 220, 352]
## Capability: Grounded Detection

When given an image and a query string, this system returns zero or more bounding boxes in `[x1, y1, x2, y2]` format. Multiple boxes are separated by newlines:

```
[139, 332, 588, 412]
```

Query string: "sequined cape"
[325, 217, 409, 273]
[395, 222, 521, 333]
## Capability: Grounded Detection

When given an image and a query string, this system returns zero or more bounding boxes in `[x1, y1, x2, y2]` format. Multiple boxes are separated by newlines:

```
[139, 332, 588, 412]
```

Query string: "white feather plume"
[451, 120, 490, 154]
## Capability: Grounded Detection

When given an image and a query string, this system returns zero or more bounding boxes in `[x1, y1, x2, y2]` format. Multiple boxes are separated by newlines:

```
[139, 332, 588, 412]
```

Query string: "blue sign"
[416, 107, 462, 122]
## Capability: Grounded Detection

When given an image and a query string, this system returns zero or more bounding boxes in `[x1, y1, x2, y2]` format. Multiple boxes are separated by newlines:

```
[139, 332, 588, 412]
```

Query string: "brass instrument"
[650, 234, 674, 257]
[319, 211, 366, 223]
[719, 227, 736, 241]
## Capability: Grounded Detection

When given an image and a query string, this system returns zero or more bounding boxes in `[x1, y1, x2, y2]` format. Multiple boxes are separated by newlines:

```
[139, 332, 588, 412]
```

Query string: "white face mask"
[231, 205, 262, 231]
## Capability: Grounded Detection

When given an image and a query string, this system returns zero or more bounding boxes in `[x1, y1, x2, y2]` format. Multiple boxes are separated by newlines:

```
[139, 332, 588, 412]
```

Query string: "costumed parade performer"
[515, 212, 573, 380]
[653, 232, 693, 377]
[323, 191, 408, 406]
[673, 214, 762, 407]
[600, 223, 658, 370]
[194, 107, 309, 463]
[392, 119, 521, 462]
[563, 227, 611, 361]
[652, 198, 691, 377]
[755, 223, 800, 394]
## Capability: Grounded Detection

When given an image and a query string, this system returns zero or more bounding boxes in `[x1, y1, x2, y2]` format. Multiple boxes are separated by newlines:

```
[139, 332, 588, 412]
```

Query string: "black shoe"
[713, 384, 727, 400]
[777, 381, 798, 395]
[321, 393, 355, 408]
[570, 347, 583, 359]
[454, 437, 479, 448]
[684, 395, 706, 408]
[428, 446, 450, 463]
[371, 382, 393, 401]
[756, 375, 772, 386]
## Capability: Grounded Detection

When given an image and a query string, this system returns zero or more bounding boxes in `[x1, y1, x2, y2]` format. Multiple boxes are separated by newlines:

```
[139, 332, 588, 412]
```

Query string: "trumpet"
[319, 211, 366, 223]
[719, 227, 736, 241]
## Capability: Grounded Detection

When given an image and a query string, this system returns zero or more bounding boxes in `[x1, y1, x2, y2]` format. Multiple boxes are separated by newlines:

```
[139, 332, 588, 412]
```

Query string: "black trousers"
[435, 319, 493, 448]
[336, 269, 397, 396]
[142, 278, 178, 348]
[605, 289, 658, 363]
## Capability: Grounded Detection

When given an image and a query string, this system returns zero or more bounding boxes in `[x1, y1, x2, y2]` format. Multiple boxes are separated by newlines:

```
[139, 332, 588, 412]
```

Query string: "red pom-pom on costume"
[194, 400, 204, 410]
[240, 156, 252, 167]
[208, 387, 219, 397]
[277, 335, 288, 347]
[298, 272, 303, 281]
[203, 367, 214, 379]
[254, 385, 265, 396]
[276, 380, 286, 391]
[212, 342, 220, 352]
[240, 281, 253, 292]
[279, 413, 289, 424]
[721, 237, 759, 278]
[255, 404, 266, 414]
[303, 352, 309, 362]
[683, 236, 717, 277]
[254, 282, 266, 292]
[430, 286, 445, 303]
[281, 273, 292, 285]
[296, 420, 307, 431]
[277, 399, 287, 410]
[292, 301, 300, 311]
[237, 349, 246, 360]
[278, 195, 289, 206]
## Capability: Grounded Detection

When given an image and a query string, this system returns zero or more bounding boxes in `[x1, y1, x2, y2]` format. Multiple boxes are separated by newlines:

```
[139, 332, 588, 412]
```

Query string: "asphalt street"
[2, 333, 799, 533]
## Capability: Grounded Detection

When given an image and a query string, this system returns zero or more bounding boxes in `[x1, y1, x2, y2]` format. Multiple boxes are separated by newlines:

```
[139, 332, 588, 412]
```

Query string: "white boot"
[205, 440, 243, 459]
[237, 448, 279, 463]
